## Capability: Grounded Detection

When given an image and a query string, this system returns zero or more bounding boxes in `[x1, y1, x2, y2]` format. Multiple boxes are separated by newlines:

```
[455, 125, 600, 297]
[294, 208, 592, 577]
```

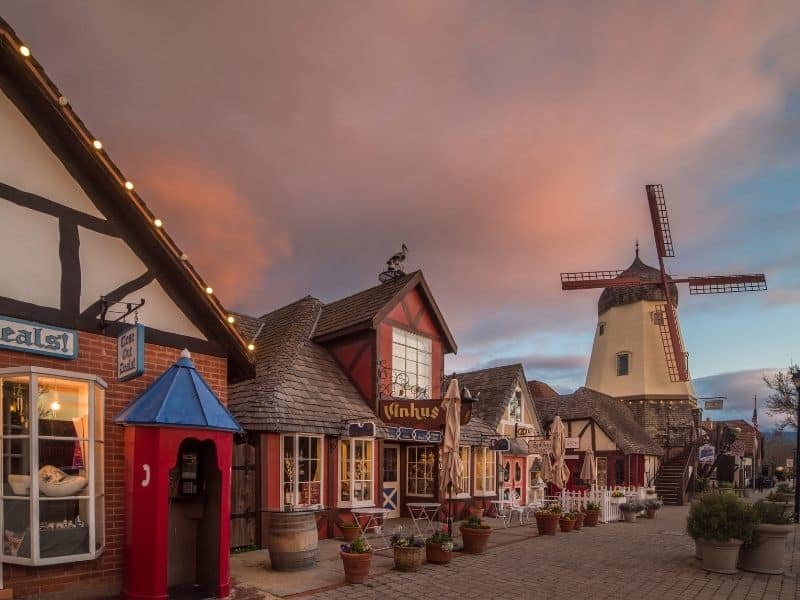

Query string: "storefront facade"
[0, 19, 253, 598]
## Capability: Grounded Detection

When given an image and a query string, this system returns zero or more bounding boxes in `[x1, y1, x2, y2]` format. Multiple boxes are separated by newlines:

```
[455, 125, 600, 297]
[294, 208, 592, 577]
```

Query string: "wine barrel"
[267, 511, 319, 571]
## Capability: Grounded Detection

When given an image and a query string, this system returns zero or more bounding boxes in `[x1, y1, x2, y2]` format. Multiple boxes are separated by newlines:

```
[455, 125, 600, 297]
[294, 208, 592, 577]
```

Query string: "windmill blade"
[654, 303, 689, 382]
[687, 274, 767, 295]
[561, 271, 653, 290]
[646, 184, 675, 258]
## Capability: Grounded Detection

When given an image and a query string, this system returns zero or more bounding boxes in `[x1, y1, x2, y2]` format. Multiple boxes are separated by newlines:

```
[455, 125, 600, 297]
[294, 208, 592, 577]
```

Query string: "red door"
[501, 456, 526, 504]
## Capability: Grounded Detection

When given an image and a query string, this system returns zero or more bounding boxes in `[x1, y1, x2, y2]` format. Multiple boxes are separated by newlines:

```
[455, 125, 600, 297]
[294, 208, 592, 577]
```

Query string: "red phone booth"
[114, 350, 243, 599]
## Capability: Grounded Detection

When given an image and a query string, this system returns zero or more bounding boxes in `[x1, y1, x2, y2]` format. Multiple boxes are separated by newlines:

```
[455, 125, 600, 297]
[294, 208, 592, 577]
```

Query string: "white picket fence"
[559, 486, 647, 523]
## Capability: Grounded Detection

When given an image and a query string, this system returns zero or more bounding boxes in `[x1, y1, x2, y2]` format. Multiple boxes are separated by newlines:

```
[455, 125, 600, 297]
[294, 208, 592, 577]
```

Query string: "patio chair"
[507, 492, 527, 525]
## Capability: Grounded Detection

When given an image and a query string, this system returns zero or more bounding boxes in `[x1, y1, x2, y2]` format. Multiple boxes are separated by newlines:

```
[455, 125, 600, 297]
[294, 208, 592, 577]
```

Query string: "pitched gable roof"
[528, 380, 559, 399]
[313, 271, 457, 353]
[0, 19, 253, 381]
[534, 387, 664, 456]
[228, 297, 384, 434]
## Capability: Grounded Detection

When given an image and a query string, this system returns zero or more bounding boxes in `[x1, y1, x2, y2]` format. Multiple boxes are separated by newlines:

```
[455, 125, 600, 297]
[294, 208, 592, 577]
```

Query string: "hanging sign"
[786, 459, 794, 469]
[704, 398, 724, 410]
[379, 399, 445, 428]
[118, 323, 145, 381]
[345, 422, 376, 438]
[490, 438, 511, 452]
[565, 437, 580, 449]
[385, 426, 442, 443]
[0, 315, 77, 359]
[527, 439, 551, 454]
[698, 444, 715, 463]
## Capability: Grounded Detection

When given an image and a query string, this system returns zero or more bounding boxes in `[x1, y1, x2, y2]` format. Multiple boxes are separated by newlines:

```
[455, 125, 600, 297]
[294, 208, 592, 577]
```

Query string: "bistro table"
[351, 507, 392, 549]
[406, 502, 441, 535]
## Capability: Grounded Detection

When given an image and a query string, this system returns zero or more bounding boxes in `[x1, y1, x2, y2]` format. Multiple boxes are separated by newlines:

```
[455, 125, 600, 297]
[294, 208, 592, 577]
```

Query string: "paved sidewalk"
[231, 505, 799, 600]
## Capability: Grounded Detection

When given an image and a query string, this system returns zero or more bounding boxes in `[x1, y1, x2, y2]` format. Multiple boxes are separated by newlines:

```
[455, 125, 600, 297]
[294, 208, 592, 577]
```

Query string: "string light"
[153, 218, 163, 228]
[19, 45, 30, 57]
[92, 139, 103, 150]
[124, 181, 134, 190]
[180, 253, 188, 261]
[227, 316, 235, 324]
[50, 400, 60, 411]
[205, 286, 213, 295]
[247, 343, 255, 351]
[58, 96, 68, 106]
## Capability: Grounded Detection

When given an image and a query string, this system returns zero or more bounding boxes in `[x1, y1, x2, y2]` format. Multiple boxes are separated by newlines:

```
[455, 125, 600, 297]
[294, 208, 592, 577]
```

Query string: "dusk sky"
[5, 2, 799, 428]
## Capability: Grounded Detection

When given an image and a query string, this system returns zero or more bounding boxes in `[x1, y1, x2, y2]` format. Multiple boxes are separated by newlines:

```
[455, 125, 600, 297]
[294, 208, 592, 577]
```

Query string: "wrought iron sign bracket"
[99, 297, 145, 330]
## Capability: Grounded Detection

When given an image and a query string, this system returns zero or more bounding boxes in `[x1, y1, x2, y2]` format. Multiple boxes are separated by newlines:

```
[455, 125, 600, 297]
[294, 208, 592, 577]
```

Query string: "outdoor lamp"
[460, 385, 478, 424]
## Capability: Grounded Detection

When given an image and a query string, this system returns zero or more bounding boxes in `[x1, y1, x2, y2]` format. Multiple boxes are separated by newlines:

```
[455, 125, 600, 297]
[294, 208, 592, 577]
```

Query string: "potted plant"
[573, 510, 585, 530]
[460, 516, 492, 554]
[337, 519, 361, 542]
[558, 511, 577, 532]
[583, 502, 601, 527]
[390, 533, 425, 572]
[644, 498, 662, 519]
[686, 493, 756, 574]
[611, 490, 625, 504]
[340, 536, 372, 584]
[534, 505, 561, 536]
[739, 500, 795, 574]
[619, 501, 642, 523]
[425, 529, 454, 564]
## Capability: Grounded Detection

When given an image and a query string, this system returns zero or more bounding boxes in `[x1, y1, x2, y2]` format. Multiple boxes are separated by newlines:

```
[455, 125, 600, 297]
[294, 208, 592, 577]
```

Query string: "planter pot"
[393, 546, 424, 572]
[700, 539, 743, 574]
[425, 541, 452, 565]
[583, 509, 600, 527]
[340, 526, 360, 542]
[460, 525, 492, 554]
[558, 518, 576, 533]
[611, 496, 625, 504]
[645, 508, 658, 519]
[340, 551, 372, 584]
[534, 512, 560, 536]
[694, 538, 705, 560]
[622, 511, 637, 523]
[739, 523, 795, 575]
[573, 512, 585, 530]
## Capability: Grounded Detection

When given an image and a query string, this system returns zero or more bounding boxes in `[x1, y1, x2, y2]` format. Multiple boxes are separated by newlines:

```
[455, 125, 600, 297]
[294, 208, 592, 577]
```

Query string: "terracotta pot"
[573, 512, 585, 530]
[460, 524, 492, 554]
[739, 524, 795, 575]
[622, 511, 637, 523]
[340, 526, 360, 542]
[694, 538, 705, 560]
[558, 518, 576, 533]
[534, 512, 560, 536]
[700, 539, 743, 574]
[645, 508, 657, 519]
[340, 551, 372, 584]
[583, 510, 600, 527]
[393, 546, 424, 572]
[425, 541, 452, 564]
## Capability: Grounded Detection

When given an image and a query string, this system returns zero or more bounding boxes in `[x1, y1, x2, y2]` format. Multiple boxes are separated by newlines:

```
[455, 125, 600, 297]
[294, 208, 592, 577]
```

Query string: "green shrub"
[753, 500, 793, 525]
[686, 493, 756, 544]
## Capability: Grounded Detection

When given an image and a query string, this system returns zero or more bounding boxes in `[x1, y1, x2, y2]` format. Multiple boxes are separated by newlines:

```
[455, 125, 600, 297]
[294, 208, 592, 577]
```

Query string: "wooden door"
[230, 442, 256, 548]
[382, 444, 401, 518]
[501, 456, 525, 503]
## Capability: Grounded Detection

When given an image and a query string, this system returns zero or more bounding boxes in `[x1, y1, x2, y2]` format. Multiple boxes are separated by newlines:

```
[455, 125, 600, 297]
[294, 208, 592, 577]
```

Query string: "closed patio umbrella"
[441, 378, 463, 536]
[551, 415, 571, 490]
[541, 452, 553, 483]
[580, 447, 597, 487]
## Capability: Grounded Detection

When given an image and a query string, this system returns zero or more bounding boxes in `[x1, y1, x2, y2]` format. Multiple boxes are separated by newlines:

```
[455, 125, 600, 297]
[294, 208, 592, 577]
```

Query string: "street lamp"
[790, 366, 800, 523]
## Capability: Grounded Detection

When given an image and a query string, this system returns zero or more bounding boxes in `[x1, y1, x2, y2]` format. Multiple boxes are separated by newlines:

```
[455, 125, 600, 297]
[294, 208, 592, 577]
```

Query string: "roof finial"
[635, 239, 639, 258]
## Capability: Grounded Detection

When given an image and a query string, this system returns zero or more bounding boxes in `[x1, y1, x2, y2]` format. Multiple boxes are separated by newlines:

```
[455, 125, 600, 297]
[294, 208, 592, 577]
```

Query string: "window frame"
[281, 433, 324, 510]
[391, 328, 433, 398]
[473, 447, 497, 497]
[338, 438, 375, 508]
[507, 388, 523, 423]
[0, 366, 106, 566]
[453, 445, 471, 498]
[616, 352, 631, 376]
[405, 445, 436, 498]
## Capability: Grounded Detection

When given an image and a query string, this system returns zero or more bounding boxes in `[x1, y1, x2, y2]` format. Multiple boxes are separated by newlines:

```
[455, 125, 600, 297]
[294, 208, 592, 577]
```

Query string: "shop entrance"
[382, 445, 400, 518]
[168, 439, 222, 598]
[502, 456, 525, 503]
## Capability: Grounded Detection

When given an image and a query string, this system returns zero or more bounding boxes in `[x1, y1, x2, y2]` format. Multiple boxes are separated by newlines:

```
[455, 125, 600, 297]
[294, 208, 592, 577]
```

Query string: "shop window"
[508, 389, 522, 423]
[474, 447, 496, 496]
[0, 368, 105, 566]
[455, 446, 470, 497]
[406, 446, 435, 496]
[339, 438, 374, 507]
[392, 329, 432, 398]
[616, 352, 630, 376]
[282, 434, 323, 509]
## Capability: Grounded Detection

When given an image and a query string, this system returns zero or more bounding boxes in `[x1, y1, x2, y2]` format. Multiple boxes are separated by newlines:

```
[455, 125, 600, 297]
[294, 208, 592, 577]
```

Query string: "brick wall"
[624, 400, 697, 450]
[0, 330, 227, 599]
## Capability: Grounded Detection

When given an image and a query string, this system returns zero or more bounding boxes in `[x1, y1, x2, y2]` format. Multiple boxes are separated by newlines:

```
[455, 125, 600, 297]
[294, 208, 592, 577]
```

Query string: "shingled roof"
[598, 253, 678, 315]
[534, 387, 664, 456]
[528, 380, 559, 399]
[228, 297, 384, 435]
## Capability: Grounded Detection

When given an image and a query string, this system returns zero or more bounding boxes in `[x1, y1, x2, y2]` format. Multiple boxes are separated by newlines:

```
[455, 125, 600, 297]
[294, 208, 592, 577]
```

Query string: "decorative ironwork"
[377, 359, 430, 400]
[99, 296, 145, 330]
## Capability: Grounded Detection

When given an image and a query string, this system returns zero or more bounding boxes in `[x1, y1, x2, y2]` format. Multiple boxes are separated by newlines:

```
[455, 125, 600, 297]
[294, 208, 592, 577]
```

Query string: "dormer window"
[391, 329, 432, 398]
[616, 352, 630, 376]
[508, 390, 522, 423]
[598, 322, 606, 336]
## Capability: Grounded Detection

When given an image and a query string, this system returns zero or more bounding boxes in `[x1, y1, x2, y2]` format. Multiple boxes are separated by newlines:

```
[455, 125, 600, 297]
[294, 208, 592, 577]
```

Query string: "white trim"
[473, 447, 497, 496]
[281, 433, 325, 509]
[405, 445, 436, 497]
[0, 366, 107, 388]
[338, 438, 375, 507]
[472, 491, 497, 498]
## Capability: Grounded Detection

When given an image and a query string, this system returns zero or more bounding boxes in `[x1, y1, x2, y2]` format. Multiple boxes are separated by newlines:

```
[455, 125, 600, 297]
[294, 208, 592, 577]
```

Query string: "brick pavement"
[302, 506, 799, 600]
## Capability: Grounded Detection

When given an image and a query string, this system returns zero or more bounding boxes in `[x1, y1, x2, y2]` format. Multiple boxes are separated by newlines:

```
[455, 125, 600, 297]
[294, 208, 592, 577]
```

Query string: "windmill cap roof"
[598, 254, 678, 315]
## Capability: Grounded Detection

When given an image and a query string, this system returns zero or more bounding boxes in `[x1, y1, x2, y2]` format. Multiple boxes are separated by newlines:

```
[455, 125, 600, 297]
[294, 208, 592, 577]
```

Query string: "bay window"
[406, 446, 435, 496]
[282, 434, 323, 509]
[474, 447, 496, 496]
[392, 329, 432, 398]
[339, 438, 374, 507]
[0, 367, 105, 565]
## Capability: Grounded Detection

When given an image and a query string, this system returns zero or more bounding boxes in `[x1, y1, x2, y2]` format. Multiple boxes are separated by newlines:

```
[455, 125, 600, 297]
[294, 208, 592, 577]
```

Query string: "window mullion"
[88, 382, 96, 557]
[30, 372, 40, 563]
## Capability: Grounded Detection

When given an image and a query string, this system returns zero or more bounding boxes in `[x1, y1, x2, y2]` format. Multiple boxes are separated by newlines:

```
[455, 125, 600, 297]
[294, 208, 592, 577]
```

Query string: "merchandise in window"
[474, 447, 496, 496]
[456, 446, 470, 496]
[339, 438, 374, 507]
[391, 329, 432, 398]
[0, 368, 105, 566]
[282, 435, 323, 509]
[406, 446, 435, 496]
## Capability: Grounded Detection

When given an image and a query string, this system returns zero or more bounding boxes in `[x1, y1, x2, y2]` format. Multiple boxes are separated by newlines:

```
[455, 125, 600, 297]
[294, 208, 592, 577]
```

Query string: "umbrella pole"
[447, 481, 453, 537]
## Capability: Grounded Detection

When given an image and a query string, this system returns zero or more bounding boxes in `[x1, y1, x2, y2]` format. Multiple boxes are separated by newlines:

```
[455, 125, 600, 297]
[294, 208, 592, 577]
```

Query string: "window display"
[339, 438, 374, 506]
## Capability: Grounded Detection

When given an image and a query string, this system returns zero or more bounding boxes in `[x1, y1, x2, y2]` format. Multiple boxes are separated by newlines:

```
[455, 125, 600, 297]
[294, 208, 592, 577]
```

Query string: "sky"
[4, 2, 799, 429]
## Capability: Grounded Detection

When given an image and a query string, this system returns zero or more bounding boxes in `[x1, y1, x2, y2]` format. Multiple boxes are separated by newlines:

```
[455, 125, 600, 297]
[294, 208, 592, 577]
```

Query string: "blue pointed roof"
[114, 350, 243, 433]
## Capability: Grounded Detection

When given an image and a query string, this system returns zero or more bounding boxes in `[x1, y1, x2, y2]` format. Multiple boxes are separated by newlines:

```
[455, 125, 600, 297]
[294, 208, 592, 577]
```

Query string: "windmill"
[561, 184, 767, 383]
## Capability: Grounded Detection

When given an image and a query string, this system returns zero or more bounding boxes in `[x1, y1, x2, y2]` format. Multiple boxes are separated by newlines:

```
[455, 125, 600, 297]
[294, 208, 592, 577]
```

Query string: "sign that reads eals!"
[118, 323, 145, 381]
[0, 315, 77, 359]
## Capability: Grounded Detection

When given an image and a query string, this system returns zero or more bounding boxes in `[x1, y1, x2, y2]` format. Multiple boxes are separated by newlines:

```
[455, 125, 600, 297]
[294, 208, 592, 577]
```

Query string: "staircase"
[655, 449, 691, 505]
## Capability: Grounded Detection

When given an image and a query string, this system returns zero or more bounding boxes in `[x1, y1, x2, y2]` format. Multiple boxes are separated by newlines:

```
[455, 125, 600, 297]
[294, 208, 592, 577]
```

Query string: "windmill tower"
[561, 185, 767, 449]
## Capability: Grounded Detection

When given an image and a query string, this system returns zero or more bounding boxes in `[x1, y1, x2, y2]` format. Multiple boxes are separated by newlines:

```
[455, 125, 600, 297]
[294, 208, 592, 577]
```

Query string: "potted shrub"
[425, 529, 454, 565]
[619, 502, 642, 523]
[573, 510, 585, 530]
[390, 533, 425, 572]
[340, 536, 372, 584]
[645, 498, 662, 519]
[558, 511, 577, 532]
[739, 500, 795, 574]
[460, 516, 492, 554]
[534, 506, 561, 536]
[686, 493, 756, 574]
[583, 502, 601, 527]
[338, 519, 361, 542]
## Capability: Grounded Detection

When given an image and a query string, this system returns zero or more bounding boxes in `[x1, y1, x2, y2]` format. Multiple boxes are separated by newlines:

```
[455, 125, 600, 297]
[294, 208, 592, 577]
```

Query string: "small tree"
[762, 368, 798, 431]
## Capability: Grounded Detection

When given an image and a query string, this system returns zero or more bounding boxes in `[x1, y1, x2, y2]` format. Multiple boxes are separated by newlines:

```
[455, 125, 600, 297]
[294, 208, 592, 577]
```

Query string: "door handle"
[141, 464, 151, 487]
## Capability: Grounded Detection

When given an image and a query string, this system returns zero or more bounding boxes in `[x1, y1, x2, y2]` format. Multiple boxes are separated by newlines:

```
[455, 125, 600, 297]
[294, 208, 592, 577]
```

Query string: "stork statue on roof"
[379, 243, 408, 283]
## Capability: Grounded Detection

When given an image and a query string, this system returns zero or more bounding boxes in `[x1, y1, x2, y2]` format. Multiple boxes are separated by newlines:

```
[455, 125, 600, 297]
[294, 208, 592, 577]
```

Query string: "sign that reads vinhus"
[118, 324, 145, 381]
[380, 399, 444, 428]
[0, 315, 77, 359]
